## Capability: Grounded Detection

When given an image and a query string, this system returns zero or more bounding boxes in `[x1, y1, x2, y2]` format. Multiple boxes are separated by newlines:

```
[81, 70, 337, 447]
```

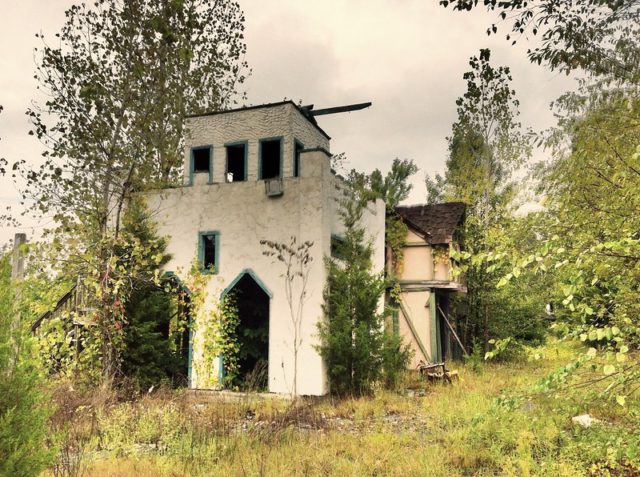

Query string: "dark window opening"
[192, 147, 211, 173]
[260, 139, 281, 179]
[331, 235, 346, 260]
[200, 233, 217, 272]
[294, 141, 304, 177]
[226, 143, 246, 182]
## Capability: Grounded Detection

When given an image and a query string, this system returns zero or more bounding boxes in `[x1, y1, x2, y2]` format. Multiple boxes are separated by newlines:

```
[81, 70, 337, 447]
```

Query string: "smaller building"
[392, 202, 466, 367]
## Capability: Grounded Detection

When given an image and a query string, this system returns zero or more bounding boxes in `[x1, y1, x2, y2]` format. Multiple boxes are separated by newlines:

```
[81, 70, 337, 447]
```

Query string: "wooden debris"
[417, 361, 459, 384]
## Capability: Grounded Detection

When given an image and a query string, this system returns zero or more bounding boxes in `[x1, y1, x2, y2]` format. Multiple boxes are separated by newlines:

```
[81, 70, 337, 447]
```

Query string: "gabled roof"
[395, 202, 466, 244]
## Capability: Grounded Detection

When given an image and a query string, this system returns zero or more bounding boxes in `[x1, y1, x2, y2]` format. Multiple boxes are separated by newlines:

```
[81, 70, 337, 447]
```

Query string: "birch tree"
[17, 0, 248, 382]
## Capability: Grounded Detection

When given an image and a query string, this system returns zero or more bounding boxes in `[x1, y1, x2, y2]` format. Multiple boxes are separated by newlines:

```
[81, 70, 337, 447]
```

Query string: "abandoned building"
[143, 101, 386, 396]
[393, 203, 467, 368]
[31, 100, 467, 396]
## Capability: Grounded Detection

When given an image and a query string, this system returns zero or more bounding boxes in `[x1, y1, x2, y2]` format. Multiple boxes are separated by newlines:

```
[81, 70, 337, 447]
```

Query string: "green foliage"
[33, 339, 640, 476]
[14, 0, 248, 383]
[22, 0, 248, 227]
[511, 92, 640, 401]
[213, 296, 240, 387]
[121, 284, 187, 389]
[0, 254, 53, 476]
[440, 0, 640, 82]
[427, 49, 541, 353]
[30, 197, 176, 385]
[358, 158, 419, 210]
[484, 337, 524, 362]
[346, 158, 418, 275]
[318, 198, 410, 396]
[118, 198, 194, 389]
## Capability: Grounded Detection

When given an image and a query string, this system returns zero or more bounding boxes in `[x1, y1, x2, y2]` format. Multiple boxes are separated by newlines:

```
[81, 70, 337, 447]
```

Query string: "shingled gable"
[395, 202, 466, 244]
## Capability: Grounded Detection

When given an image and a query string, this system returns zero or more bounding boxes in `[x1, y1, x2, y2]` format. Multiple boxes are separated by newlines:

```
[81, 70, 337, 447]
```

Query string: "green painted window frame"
[224, 140, 248, 182]
[258, 136, 284, 180]
[293, 139, 304, 178]
[189, 145, 213, 185]
[198, 231, 220, 274]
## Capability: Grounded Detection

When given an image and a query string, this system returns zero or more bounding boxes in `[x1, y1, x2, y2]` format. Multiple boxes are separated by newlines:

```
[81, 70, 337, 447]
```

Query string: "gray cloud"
[0, 0, 575, 244]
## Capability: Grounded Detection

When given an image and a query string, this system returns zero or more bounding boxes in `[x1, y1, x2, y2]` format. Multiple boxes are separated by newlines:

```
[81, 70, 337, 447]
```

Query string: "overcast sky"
[0, 0, 575, 246]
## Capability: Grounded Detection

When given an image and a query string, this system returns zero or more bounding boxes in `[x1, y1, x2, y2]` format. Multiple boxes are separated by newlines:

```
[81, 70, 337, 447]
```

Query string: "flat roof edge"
[185, 101, 331, 141]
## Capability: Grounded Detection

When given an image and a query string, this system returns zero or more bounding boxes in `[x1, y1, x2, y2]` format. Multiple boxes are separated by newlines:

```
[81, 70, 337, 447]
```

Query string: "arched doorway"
[222, 270, 271, 390]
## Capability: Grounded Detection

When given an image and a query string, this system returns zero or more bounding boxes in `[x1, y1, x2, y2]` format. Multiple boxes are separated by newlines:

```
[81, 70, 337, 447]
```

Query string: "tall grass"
[43, 340, 640, 477]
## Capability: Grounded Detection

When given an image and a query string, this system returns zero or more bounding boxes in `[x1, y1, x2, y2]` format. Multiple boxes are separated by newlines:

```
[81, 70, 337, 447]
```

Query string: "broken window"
[330, 235, 346, 260]
[192, 147, 211, 174]
[225, 142, 246, 182]
[294, 140, 304, 178]
[260, 138, 282, 180]
[199, 232, 219, 273]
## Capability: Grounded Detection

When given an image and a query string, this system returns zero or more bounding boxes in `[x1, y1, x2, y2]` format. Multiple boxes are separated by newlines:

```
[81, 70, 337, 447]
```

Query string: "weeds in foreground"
[43, 340, 640, 477]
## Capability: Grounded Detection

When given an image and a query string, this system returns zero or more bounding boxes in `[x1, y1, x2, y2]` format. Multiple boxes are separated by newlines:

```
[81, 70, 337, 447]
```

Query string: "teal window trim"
[189, 145, 214, 185]
[197, 231, 220, 274]
[224, 140, 248, 181]
[258, 136, 284, 180]
[217, 355, 225, 384]
[220, 268, 273, 299]
[293, 138, 304, 178]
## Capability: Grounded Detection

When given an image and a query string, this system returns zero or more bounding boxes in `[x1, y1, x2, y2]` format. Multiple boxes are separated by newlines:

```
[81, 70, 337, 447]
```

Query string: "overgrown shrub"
[122, 283, 188, 390]
[0, 253, 53, 476]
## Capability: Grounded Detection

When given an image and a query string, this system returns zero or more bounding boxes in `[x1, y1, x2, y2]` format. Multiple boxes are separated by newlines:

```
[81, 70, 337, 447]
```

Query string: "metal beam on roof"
[308, 102, 372, 117]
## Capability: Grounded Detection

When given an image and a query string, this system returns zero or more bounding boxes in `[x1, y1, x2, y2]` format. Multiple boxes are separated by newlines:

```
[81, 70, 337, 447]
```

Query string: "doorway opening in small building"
[223, 271, 270, 390]
[436, 290, 464, 361]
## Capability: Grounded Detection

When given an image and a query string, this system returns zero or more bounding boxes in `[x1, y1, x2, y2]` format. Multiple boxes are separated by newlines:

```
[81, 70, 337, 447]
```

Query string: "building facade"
[393, 203, 467, 367]
[144, 102, 386, 396]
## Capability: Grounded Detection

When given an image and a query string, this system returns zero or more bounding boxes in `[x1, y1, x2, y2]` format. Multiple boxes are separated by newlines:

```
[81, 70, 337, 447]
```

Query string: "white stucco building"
[144, 101, 385, 396]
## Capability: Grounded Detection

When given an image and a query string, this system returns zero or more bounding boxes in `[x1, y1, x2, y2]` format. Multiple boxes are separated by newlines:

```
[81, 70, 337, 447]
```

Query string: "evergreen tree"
[318, 197, 409, 395]
[117, 197, 185, 387]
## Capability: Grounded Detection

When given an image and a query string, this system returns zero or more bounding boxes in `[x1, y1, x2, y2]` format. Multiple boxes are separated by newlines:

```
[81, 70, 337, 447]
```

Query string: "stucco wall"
[146, 175, 327, 394]
[399, 289, 434, 367]
[145, 123, 385, 395]
[402, 229, 434, 281]
[142, 104, 386, 395]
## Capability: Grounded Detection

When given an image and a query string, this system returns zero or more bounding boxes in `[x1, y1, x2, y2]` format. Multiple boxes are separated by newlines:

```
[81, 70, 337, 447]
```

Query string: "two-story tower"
[144, 101, 386, 396]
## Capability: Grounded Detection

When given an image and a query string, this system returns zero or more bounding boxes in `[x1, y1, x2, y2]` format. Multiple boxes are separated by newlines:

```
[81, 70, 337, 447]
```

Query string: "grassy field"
[46, 341, 640, 477]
